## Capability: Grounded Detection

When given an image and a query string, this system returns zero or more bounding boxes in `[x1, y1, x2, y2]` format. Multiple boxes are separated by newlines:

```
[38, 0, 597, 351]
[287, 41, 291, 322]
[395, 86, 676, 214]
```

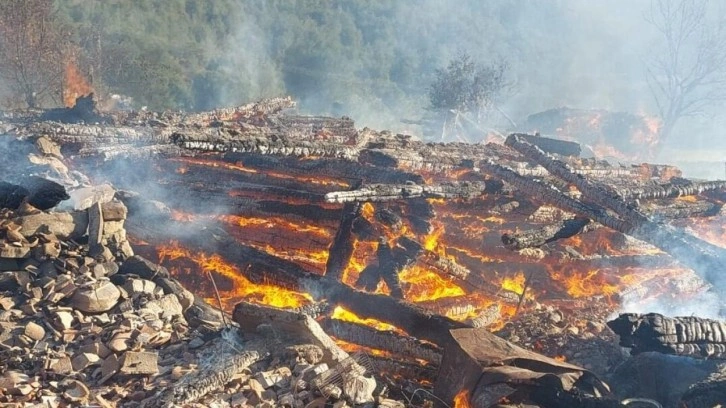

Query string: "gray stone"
[71, 280, 120, 313]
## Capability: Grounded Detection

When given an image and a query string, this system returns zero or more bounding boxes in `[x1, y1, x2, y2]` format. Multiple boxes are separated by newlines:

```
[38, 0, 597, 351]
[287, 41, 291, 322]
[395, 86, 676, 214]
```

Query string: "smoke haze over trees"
[0, 0, 724, 174]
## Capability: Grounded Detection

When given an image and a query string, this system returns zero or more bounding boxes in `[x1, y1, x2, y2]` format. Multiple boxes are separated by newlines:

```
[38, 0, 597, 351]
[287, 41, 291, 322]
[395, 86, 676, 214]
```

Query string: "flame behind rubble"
[63, 60, 94, 108]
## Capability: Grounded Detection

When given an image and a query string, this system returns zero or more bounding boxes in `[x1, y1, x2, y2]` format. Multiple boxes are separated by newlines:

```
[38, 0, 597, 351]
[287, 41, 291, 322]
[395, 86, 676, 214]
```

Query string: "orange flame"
[331, 306, 405, 334]
[157, 242, 312, 309]
[453, 390, 471, 408]
[63, 61, 93, 108]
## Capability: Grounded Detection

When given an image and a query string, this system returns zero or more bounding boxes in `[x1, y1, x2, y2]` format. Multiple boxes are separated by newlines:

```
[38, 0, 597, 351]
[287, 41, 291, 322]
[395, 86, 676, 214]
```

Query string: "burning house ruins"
[0, 96, 725, 407]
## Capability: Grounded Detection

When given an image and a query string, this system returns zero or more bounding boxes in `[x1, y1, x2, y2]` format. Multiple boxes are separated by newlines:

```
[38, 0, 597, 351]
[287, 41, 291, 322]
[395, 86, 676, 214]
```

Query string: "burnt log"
[324, 181, 487, 203]
[643, 199, 722, 220]
[325, 201, 362, 280]
[321, 318, 442, 365]
[608, 313, 726, 359]
[368, 355, 438, 384]
[613, 179, 726, 200]
[501, 218, 592, 250]
[355, 237, 422, 298]
[511, 132, 582, 157]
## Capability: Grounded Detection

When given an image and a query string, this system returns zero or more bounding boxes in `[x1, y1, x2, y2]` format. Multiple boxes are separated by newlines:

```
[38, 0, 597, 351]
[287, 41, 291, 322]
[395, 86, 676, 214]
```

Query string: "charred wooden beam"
[608, 313, 726, 359]
[487, 139, 726, 288]
[182, 96, 295, 125]
[325, 201, 362, 280]
[510, 133, 582, 157]
[612, 180, 726, 200]
[324, 181, 487, 203]
[643, 199, 722, 220]
[321, 318, 442, 365]
[501, 218, 592, 250]
[355, 237, 422, 298]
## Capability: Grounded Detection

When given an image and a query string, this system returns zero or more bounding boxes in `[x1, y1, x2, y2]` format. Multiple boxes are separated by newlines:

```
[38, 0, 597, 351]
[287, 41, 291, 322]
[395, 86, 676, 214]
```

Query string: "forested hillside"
[4, 0, 726, 162]
[0, 0, 649, 130]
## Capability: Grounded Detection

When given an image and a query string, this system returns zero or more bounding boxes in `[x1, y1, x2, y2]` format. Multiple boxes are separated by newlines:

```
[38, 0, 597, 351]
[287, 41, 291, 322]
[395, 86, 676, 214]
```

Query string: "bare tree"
[645, 0, 726, 139]
[0, 0, 68, 108]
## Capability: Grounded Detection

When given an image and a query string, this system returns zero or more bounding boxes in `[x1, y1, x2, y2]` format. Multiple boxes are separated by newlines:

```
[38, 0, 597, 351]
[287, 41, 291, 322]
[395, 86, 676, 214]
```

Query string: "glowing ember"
[453, 390, 471, 408]
[331, 306, 405, 334]
[157, 242, 312, 309]
[170, 210, 197, 222]
[220, 214, 332, 240]
[170, 156, 349, 187]
[334, 338, 396, 359]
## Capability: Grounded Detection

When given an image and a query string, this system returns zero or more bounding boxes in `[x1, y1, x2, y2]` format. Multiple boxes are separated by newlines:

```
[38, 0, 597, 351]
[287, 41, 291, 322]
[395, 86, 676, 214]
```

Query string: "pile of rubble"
[0, 135, 403, 407]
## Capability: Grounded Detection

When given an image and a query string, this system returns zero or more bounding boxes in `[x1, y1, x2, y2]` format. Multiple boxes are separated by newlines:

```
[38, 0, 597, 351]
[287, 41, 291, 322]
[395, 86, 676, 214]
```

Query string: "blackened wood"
[325, 201, 362, 280]
[501, 218, 592, 250]
[513, 133, 582, 157]
[613, 180, 726, 200]
[321, 318, 442, 365]
[608, 313, 726, 358]
[324, 181, 487, 203]
[480, 157, 726, 288]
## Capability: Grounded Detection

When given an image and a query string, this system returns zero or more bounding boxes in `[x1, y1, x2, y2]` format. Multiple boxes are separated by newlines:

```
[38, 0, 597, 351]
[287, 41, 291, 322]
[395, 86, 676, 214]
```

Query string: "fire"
[334, 338, 396, 359]
[157, 242, 312, 309]
[453, 390, 471, 408]
[549, 268, 619, 299]
[341, 239, 377, 285]
[170, 210, 197, 222]
[63, 60, 93, 108]
[169, 156, 349, 187]
[331, 306, 404, 334]
[400, 265, 465, 302]
[170, 157, 257, 174]
[220, 214, 332, 240]
[501, 271, 526, 295]
[681, 217, 726, 249]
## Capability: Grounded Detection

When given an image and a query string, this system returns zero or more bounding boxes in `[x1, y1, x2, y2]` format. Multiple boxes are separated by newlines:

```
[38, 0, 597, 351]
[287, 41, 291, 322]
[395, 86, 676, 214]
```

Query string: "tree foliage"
[428, 53, 510, 114]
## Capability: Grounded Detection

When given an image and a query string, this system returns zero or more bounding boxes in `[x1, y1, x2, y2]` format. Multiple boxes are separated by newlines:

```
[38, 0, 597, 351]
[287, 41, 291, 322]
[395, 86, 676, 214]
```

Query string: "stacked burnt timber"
[493, 134, 726, 288]
[608, 313, 726, 359]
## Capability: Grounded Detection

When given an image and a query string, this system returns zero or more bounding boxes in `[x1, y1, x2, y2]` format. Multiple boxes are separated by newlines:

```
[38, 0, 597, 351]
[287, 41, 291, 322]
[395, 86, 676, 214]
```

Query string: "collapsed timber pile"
[1, 96, 726, 407]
